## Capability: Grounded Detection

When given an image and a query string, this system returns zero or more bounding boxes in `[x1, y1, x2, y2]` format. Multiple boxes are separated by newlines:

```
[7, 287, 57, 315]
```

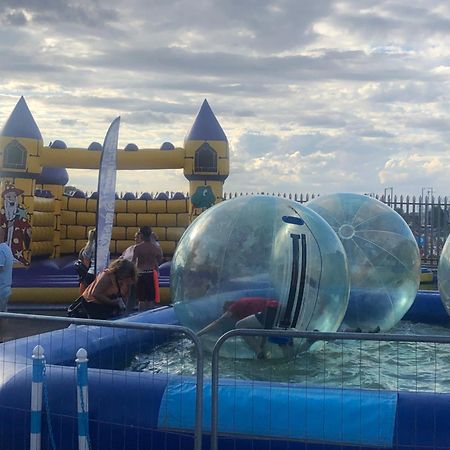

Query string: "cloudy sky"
[1, 0, 449, 198]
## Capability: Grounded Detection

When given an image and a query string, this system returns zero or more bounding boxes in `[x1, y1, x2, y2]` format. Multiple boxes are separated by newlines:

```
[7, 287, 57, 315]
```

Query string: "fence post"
[30, 345, 45, 450]
[76, 348, 89, 450]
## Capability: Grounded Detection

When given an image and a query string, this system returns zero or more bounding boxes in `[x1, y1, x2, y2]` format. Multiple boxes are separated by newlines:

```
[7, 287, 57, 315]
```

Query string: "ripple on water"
[128, 321, 450, 392]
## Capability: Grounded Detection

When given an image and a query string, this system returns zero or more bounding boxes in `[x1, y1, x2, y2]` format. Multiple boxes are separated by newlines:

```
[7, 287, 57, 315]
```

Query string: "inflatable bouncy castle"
[0, 97, 229, 305]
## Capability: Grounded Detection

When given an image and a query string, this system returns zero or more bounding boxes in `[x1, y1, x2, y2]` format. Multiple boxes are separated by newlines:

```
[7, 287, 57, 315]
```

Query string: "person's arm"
[156, 244, 163, 264]
[118, 279, 133, 302]
[131, 245, 138, 265]
[197, 311, 231, 336]
[80, 246, 92, 267]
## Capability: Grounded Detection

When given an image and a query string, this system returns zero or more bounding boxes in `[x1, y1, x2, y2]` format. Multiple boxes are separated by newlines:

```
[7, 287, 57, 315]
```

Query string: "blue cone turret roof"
[185, 99, 227, 142]
[1, 96, 42, 140]
[37, 167, 69, 186]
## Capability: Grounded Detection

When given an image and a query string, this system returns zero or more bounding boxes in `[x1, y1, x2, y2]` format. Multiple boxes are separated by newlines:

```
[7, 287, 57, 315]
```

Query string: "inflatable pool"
[0, 290, 449, 450]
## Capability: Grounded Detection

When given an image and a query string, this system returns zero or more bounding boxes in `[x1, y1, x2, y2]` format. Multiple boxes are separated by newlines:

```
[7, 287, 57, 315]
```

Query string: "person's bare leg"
[235, 315, 264, 357]
[126, 285, 137, 313]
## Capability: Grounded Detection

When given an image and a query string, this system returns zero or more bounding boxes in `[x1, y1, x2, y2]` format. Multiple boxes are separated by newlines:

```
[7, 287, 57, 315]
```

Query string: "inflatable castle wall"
[0, 97, 229, 302]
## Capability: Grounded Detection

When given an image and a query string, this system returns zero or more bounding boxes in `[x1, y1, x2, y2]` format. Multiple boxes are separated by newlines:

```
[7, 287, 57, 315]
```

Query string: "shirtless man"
[132, 226, 163, 310]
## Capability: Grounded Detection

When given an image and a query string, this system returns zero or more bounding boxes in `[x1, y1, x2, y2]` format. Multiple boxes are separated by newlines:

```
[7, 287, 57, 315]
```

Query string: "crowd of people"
[72, 225, 162, 319]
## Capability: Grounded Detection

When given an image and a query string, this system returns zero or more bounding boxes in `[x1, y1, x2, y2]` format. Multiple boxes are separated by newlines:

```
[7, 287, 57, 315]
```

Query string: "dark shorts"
[136, 271, 156, 303]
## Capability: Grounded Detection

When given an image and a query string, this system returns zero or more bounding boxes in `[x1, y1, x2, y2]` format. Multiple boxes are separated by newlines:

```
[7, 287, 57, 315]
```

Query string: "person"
[78, 258, 137, 319]
[197, 297, 280, 359]
[121, 230, 142, 261]
[78, 228, 96, 292]
[120, 230, 143, 312]
[0, 227, 13, 317]
[132, 226, 163, 310]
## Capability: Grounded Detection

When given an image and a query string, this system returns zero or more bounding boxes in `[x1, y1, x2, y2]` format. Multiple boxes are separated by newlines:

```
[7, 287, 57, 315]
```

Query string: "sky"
[1, 0, 450, 198]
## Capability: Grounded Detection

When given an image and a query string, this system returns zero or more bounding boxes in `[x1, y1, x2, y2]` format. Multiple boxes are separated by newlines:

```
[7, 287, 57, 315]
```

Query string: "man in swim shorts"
[132, 226, 163, 310]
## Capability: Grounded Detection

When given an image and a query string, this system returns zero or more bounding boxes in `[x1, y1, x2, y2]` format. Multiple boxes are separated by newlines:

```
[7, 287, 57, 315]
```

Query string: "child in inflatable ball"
[197, 297, 293, 359]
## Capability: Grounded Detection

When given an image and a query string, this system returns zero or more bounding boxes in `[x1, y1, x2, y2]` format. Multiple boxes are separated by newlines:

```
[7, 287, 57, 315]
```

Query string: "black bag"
[74, 259, 89, 280]
[67, 296, 89, 318]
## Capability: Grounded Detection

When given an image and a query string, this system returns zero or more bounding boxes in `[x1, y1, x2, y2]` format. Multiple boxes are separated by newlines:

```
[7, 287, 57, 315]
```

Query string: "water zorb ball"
[308, 193, 421, 332]
[438, 235, 450, 315]
[172, 196, 350, 356]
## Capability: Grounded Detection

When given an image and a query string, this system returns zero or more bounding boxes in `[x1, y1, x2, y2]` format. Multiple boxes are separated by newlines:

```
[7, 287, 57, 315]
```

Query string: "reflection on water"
[129, 321, 450, 393]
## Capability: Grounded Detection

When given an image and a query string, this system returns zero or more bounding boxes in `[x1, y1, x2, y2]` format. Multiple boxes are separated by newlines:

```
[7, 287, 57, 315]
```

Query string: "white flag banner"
[95, 117, 120, 274]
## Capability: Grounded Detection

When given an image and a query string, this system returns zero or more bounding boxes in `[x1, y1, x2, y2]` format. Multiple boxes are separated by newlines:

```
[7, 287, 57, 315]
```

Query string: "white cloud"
[0, 0, 449, 198]
[379, 153, 450, 195]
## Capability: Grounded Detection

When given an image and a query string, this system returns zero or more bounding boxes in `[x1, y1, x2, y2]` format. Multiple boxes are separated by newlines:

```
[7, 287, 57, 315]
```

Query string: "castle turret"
[0, 97, 42, 265]
[183, 100, 229, 217]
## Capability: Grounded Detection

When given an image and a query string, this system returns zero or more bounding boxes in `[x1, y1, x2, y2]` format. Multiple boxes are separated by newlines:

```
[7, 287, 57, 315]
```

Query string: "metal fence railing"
[381, 194, 450, 268]
[211, 328, 450, 450]
[3, 313, 450, 450]
[223, 192, 450, 268]
[0, 313, 204, 450]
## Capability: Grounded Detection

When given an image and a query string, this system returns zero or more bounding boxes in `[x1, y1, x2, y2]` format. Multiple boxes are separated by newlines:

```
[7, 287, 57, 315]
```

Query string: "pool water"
[129, 321, 450, 393]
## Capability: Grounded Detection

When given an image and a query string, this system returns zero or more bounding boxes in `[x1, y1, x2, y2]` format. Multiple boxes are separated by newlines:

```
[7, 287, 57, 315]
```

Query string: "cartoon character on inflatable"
[0, 183, 32, 265]
[189, 185, 216, 219]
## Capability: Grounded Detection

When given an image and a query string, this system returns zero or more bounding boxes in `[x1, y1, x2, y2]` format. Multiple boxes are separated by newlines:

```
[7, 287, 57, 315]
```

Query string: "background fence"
[223, 192, 450, 269]
[72, 190, 449, 268]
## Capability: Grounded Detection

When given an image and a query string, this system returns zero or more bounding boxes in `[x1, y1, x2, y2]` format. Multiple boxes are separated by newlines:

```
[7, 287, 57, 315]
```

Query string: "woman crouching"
[81, 258, 137, 319]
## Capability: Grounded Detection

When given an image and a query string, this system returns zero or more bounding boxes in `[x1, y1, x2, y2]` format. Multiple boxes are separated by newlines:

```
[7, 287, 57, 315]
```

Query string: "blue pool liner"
[159, 379, 397, 446]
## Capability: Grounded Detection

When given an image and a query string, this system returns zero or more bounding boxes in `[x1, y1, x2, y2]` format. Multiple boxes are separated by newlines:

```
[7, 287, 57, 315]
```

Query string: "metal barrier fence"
[3, 313, 450, 449]
[211, 328, 450, 450]
[0, 313, 204, 450]
[382, 194, 450, 268]
[223, 192, 450, 268]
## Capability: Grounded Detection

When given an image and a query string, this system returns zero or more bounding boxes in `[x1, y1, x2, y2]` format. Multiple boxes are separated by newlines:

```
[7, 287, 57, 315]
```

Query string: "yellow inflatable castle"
[0, 97, 229, 305]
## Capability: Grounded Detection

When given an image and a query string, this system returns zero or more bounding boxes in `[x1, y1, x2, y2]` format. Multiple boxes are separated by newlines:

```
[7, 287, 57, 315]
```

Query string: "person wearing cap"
[0, 182, 32, 266]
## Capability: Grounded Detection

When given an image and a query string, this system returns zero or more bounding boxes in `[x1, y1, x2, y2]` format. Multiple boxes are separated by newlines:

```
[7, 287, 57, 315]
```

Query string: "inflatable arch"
[0, 97, 229, 304]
